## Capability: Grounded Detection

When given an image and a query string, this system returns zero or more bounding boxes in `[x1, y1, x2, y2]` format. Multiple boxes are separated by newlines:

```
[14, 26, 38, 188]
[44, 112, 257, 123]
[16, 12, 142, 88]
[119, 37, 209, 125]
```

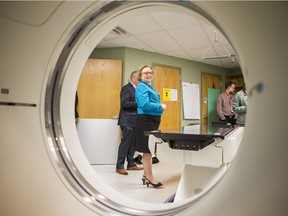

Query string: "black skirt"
[135, 114, 161, 153]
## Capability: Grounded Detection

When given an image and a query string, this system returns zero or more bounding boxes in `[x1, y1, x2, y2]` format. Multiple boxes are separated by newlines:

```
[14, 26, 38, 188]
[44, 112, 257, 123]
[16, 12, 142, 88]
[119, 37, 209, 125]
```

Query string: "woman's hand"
[161, 104, 167, 111]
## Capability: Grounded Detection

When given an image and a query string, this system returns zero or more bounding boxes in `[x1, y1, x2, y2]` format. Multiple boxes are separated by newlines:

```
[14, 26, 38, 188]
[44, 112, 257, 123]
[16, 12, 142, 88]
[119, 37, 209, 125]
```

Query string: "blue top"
[136, 81, 162, 116]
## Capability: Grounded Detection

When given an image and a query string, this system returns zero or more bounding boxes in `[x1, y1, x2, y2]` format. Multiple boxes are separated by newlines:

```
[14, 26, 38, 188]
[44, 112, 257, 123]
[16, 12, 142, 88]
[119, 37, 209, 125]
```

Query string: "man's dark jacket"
[118, 82, 138, 127]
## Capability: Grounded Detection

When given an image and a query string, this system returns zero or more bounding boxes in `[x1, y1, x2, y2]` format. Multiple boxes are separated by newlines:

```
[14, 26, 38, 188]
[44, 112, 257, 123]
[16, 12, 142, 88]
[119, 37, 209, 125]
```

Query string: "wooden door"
[77, 59, 122, 118]
[201, 73, 222, 125]
[153, 65, 181, 130]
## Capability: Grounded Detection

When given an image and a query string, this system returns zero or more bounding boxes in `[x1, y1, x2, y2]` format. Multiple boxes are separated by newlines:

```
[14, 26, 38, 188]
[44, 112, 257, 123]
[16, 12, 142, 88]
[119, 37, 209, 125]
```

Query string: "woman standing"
[135, 65, 166, 188]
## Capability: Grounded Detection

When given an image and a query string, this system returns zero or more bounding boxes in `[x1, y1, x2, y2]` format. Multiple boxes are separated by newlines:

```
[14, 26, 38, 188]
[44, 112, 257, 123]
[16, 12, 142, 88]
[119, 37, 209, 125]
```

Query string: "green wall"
[90, 47, 238, 126]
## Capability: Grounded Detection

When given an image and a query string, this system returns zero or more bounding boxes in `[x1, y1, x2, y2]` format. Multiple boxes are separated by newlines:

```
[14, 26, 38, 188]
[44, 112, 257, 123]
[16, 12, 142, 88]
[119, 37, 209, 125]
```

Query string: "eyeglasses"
[141, 71, 154, 75]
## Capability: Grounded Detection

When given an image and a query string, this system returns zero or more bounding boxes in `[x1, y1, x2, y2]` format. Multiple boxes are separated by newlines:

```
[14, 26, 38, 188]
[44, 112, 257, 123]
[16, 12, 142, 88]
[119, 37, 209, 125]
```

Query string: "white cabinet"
[77, 119, 119, 164]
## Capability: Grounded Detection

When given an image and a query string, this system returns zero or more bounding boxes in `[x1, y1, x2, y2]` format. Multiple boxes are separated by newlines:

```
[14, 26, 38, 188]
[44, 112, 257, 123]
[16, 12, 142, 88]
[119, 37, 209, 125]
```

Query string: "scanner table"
[146, 125, 236, 152]
[145, 125, 244, 202]
[147, 124, 244, 168]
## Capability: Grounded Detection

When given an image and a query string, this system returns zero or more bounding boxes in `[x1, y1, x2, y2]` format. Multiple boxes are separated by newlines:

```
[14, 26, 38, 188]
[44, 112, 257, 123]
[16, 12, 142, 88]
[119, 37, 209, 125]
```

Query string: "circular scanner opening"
[45, 1, 244, 215]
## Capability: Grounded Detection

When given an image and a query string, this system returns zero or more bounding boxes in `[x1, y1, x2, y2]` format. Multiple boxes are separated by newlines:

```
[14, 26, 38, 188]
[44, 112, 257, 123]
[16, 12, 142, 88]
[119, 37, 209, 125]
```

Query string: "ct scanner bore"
[46, 1, 231, 215]
[1, 1, 288, 216]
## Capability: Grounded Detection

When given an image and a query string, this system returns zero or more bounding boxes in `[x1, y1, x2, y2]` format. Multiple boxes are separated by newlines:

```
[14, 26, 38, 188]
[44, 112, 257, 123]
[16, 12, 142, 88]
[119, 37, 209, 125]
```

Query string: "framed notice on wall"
[182, 82, 200, 120]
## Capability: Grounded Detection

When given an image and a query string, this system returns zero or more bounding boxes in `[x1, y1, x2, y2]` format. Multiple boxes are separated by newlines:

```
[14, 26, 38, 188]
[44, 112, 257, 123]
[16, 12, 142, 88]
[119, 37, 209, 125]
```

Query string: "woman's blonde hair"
[137, 65, 153, 81]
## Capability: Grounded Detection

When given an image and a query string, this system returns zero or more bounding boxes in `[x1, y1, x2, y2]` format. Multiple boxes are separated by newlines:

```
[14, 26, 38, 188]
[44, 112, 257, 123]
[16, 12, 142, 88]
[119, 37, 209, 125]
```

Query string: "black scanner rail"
[145, 126, 236, 151]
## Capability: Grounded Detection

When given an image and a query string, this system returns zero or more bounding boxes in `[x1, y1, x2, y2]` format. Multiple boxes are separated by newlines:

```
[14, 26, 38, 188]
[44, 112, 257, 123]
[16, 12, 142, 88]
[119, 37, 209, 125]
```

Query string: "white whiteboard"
[182, 82, 200, 120]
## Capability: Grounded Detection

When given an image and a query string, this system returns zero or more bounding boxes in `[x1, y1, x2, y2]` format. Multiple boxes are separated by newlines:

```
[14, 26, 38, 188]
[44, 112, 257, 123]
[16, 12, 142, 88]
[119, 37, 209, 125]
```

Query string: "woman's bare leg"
[142, 153, 160, 184]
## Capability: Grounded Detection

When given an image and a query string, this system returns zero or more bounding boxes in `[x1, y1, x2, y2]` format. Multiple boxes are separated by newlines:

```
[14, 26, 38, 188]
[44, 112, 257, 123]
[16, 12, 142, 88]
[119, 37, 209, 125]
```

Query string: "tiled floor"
[92, 161, 185, 203]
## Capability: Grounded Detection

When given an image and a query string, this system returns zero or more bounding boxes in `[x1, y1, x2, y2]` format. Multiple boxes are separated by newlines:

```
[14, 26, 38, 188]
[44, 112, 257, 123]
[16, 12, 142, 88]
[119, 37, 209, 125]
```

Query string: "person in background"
[217, 81, 237, 125]
[116, 71, 143, 175]
[233, 83, 248, 125]
[135, 65, 166, 188]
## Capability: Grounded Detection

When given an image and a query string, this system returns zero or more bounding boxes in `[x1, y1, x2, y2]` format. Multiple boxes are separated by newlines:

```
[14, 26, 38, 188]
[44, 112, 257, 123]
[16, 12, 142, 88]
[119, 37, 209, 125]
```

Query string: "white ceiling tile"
[202, 23, 230, 45]
[167, 24, 211, 49]
[102, 31, 130, 41]
[150, 12, 200, 29]
[96, 40, 116, 48]
[97, 10, 240, 69]
[224, 44, 237, 56]
[119, 14, 162, 35]
[106, 36, 155, 52]
[213, 45, 232, 57]
[137, 31, 182, 52]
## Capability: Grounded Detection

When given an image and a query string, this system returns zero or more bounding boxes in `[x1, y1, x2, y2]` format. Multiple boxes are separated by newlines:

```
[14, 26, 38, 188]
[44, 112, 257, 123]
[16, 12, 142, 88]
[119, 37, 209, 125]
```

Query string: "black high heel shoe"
[144, 177, 163, 188]
[142, 176, 146, 185]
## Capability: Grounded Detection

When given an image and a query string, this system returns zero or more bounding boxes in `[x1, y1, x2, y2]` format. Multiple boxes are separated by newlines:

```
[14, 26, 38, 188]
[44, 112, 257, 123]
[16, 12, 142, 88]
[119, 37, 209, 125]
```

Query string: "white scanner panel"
[1, 1, 288, 216]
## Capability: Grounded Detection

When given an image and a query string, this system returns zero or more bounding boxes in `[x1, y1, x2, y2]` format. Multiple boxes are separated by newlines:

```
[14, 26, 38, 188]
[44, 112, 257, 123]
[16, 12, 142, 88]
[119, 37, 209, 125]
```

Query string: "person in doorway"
[233, 83, 248, 125]
[217, 81, 237, 125]
[135, 65, 166, 188]
[116, 71, 143, 175]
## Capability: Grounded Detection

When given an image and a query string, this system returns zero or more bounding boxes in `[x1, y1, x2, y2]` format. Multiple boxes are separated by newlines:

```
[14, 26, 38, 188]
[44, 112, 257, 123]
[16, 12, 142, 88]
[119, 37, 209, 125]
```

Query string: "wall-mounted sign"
[163, 88, 178, 101]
